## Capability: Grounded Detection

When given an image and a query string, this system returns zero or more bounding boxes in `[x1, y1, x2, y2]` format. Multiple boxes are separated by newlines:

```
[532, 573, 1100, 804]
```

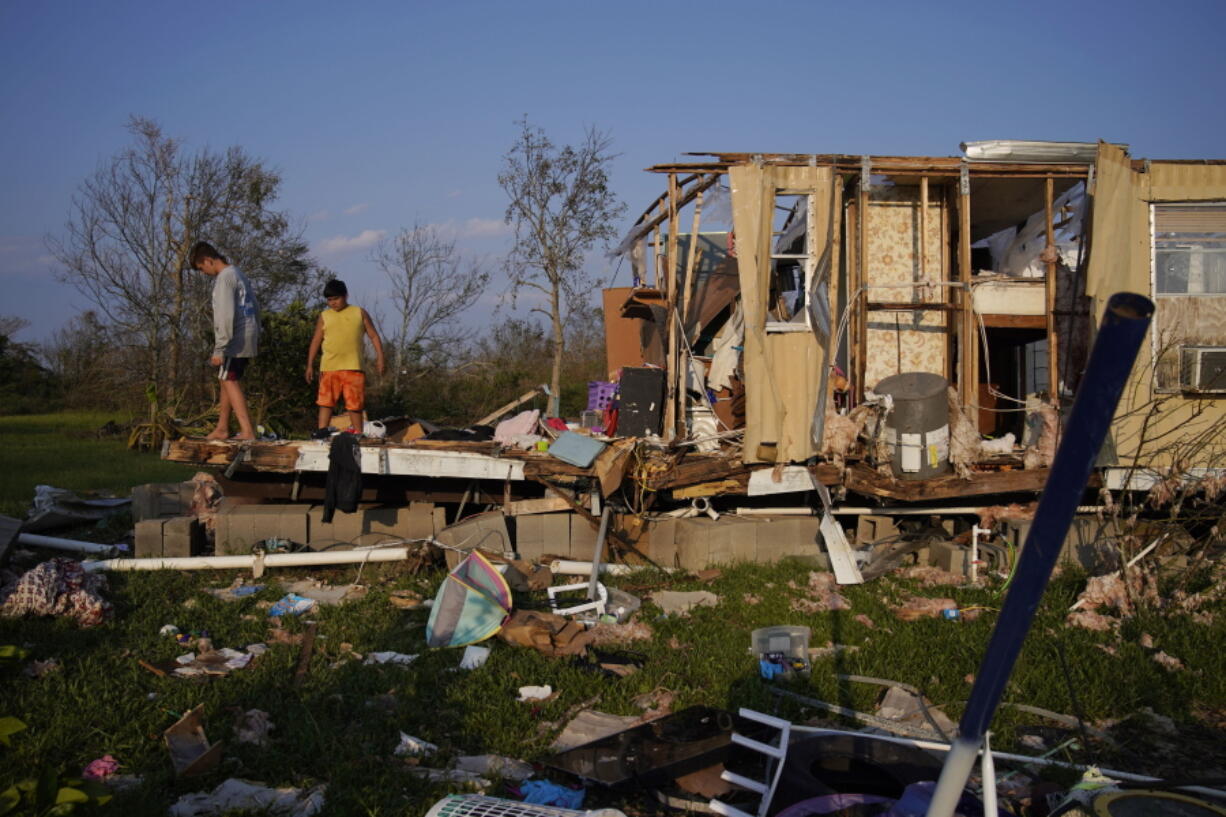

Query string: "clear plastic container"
[750, 625, 811, 677]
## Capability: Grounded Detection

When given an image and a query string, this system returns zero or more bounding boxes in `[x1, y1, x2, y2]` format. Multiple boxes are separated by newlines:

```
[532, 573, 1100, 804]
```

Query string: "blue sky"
[3, 0, 1225, 343]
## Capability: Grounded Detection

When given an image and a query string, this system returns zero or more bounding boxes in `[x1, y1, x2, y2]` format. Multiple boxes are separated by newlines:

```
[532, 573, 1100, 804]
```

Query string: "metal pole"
[926, 292, 1154, 817]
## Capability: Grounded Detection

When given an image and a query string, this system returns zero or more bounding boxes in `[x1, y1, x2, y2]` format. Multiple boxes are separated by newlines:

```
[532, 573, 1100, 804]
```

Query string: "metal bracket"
[959, 161, 970, 197]
[860, 155, 872, 193]
[1086, 164, 1096, 196]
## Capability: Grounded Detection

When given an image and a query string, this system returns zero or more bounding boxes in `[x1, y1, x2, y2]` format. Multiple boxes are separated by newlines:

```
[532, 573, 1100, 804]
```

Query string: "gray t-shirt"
[212, 265, 260, 359]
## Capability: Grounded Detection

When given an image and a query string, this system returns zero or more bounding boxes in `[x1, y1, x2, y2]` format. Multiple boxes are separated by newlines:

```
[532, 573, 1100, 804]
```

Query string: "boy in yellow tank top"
[305, 279, 385, 433]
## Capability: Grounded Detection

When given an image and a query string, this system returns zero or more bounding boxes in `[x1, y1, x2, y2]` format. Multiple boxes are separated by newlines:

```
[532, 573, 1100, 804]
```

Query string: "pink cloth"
[494, 409, 540, 444]
[82, 754, 120, 781]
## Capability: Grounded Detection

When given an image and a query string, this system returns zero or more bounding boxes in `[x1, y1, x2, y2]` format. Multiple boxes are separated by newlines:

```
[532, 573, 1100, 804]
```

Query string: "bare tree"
[370, 223, 490, 394]
[46, 116, 315, 408]
[498, 118, 625, 415]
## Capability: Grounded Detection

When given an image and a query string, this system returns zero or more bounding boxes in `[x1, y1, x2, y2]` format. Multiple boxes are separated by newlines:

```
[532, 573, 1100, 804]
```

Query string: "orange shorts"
[317, 370, 366, 410]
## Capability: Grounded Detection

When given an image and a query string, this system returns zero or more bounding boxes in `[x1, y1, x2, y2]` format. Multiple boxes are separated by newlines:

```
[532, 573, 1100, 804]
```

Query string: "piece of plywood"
[506, 496, 573, 517]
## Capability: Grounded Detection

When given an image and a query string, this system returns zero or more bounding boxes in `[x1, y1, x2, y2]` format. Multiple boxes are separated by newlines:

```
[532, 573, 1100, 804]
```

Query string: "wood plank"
[505, 496, 574, 516]
[843, 462, 1055, 501]
[982, 313, 1047, 329]
[671, 478, 747, 499]
[1045, 175, 1059, 395]
[958, 170, 975, 417]
[164, 439, 301, 472]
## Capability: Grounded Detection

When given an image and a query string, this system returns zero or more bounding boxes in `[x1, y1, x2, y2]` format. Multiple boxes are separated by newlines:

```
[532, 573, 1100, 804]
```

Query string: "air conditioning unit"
[1179, 346, 1226, 393]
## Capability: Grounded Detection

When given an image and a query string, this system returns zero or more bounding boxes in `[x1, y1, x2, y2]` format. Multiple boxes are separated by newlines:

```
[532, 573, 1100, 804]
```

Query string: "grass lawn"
[0, 412, 1223, 815]
[0, 411, 198, 520]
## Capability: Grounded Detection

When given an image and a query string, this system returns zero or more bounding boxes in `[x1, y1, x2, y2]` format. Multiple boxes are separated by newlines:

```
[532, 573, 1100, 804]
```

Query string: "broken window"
[767, 193, 817, 331]
[1151, 203, 1226, 392]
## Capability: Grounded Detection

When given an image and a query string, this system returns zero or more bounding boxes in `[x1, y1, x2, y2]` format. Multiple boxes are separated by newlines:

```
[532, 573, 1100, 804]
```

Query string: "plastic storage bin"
[750, 625, 811, 678]
[587, 381, 617, 412]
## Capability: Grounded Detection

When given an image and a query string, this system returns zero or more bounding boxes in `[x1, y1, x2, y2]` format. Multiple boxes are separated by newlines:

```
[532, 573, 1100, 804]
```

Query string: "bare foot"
[231, 432, 257, 441]
[205, 428, 228, 440]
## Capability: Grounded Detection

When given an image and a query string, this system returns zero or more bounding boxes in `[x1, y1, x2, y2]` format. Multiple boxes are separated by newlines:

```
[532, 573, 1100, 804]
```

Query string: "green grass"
[0, 411, 198, 518]
[1, 413, 1223, 815]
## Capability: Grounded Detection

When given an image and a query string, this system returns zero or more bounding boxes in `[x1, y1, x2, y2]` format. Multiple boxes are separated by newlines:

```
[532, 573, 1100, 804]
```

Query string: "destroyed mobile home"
[2, 142, 1225, 817]
[157, 140, 1226, 582]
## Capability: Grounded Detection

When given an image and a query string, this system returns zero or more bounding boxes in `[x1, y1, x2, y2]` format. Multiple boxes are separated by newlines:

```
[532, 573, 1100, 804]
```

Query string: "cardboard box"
[306, 503, 438, 549]
[215, 504, 311, 555]
[136, 516, 204, 558]
[435, 510, 512, 567]
[132, 482, 196, 523]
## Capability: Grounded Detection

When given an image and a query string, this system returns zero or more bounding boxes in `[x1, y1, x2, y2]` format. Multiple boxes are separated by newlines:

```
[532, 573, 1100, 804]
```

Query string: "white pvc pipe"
[733, 507, 815, 516]
[548, 559, 673, 576]
[84, 548, 410, 572]
[828, 506, 1104, 516]
[18, 533, 117, 556]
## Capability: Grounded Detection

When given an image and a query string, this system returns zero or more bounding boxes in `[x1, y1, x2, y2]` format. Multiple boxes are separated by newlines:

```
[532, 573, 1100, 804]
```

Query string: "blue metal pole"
[927, 292, 1154, 817]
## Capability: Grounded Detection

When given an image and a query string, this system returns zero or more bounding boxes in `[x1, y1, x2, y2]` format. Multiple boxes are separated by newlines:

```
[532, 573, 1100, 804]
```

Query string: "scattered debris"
[517, 685, 553, 702]
[23, 657, 60, 679]
[1152, 651, 1185, 671]
[81, 754, 120, 782]
[163, 705, 223, 777]
[167, 645, 261, 678]
[808, 642, 860, 660]
[394, 732, 438, 757]
[499, 610, 593, 657]
[893, 596, 959, 621]
[233, 709, 274, 746]
[268, 593, 317, 617]
[519, 779, 584, 808]
[650, 590, 718, 616]
[167, 778, 325, 817]
[586, 618, 653, 646]
[404, 767, 490, 789]
[788, 572, 851, 613]
[895, 565, 967, 587]
[459, 645, 490, 670]
[549, 710, 640, 751]
[0, 558, 112, 627]
[364, 651, 417, 666]
[454, 754, 533, 782]
[24, 484, 129, 532]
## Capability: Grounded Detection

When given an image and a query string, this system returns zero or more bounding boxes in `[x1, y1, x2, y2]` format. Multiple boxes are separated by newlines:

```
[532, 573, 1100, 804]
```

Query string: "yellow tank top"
[320, 306, 365, 371]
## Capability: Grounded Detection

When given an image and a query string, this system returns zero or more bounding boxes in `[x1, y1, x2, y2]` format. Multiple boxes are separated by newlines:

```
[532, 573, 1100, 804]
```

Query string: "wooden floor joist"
[843, 462, 1061, 502]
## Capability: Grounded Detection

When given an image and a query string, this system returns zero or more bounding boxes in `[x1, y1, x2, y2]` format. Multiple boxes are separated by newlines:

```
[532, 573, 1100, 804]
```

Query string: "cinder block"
[927, 540, 969, 575]
[762, 517, 822, 563]
[307, 503, 438, 549]
[162, 516, 204, 558]
[215, 504, 310, 555]
[135, 519, 167, 558]
[514, 513, 572, 562]
[856, 514, 900, 547]
[644, 518, 678, 568]
[132, 482, 196, 523]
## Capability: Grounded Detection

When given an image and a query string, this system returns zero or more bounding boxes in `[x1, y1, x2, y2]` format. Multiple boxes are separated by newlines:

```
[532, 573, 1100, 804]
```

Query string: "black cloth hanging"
[322, 432, 362, 522]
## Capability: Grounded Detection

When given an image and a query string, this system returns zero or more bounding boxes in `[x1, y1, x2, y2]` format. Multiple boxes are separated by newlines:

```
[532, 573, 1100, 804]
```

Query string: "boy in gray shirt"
[191, 241, 260, 440]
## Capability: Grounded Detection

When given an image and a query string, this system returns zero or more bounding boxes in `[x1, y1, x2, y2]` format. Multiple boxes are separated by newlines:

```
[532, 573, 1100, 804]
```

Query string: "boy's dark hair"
[323, 279, 348, 298]
[189, 241, 227, 267]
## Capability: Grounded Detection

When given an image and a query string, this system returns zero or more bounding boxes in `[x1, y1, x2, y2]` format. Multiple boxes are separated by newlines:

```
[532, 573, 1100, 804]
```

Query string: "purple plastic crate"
[587, 381, 617, 412]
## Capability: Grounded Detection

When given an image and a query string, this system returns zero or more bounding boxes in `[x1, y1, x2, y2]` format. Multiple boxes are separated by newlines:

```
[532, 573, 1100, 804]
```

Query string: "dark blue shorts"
[218, 357, 249, 381]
